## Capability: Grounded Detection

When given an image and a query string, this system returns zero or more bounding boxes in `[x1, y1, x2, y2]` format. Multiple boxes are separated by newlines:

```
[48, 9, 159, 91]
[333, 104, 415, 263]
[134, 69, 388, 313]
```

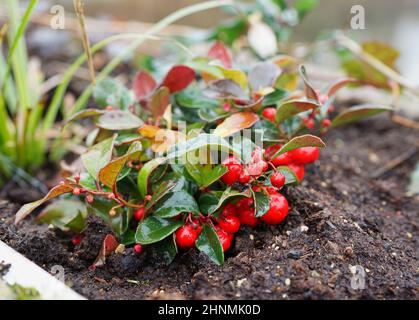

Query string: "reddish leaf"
[299, 65, 319, 102]
[327, 78, 357, 97]
[249, 62, 281, 92]
[203, 79, 248, 101]
[150, 86, 170, 118]
[208, 41, 232, 68]
[161, 65, 195, 93]
[133, 70, 157, 99]
[15, 184, 75, 224]
[331, 104, 392, 128]
[91, 234, 119, 268]
[213, 112, 259, 137]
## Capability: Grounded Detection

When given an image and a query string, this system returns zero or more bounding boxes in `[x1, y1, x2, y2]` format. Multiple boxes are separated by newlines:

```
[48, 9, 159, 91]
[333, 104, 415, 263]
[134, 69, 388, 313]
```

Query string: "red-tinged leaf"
[327, 78, 357, 97]
[299, 65, 319, 102]
[203, 79, 248, 101]
[213, 112, 259, 137]
[98, 141, 142, 189]
[133, 70, 157, 99]
[208, 41, 232, 68]
[331, 104, 392, 128]
[276, 100, 319, 123]
[91, 234, 119, 269]
[161, 65, 195, 93]
[249, 62, 281, 93]
[15, 184, 75, 224]
[272, 135, 326, 158]
[150, 86, 170, 118]
[137, 157, 167, 198]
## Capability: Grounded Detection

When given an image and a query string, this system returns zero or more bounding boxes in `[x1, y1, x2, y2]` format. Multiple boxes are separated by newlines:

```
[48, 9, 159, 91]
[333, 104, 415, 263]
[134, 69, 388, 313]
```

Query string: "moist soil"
[0, 116, 418, 300]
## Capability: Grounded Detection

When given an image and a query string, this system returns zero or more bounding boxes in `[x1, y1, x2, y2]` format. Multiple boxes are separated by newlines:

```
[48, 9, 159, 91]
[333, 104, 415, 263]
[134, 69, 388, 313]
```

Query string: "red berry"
[265, 186, 278, 195]
[71, 234, 82, 246]
[175, 225, 199, 250]
[86, 194, 94, 203]
[222, 203, 238, 216]
[238, 171, 251, 184]
[238, 209, 259, 228]
[270, 172, 286, 189]
[222, 156, 241, 167]
[134, 207, 145, 221]
[235, 198, 253, 211]
[288, 163, 305, 181]
[72, 187, 81, 196]
[218, 214, 241, 234]
[289, 147, 319, 165]
[322, 119, 331, 128]
[215, 227, 232, 252]
[262, 108, 277, 122]
[304, 118, 315, 129]
[134, 244, 142, 254]
[265, 145, 291, 166]
[221, 164, 242, 185]
[261, 193, 289, 225]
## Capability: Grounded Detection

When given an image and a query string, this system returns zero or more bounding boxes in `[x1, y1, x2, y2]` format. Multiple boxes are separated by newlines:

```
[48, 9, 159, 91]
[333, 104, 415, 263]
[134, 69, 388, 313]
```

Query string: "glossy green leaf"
[37, 200, 87, 233]
[275, 100, 319, 123]
[331, 104, 392, 128]
[209, 187, 252, 217]
[175, 84, 220, 109]
[153, 190, 199, 218]
[96, 110, 143, 131]
[253, 191, 270, 218]
[137, 157, 167, 198]
[150, 235, 178, 265]
[195, 224, 224, 266]
[198, 191, 222, 215]
[135, 216, 183, 245]
[81, 135, 116, 180]
[185, 161, 227, 189]
[277, 166, 299, 185]
[272, 134, 326, 158]
[262, 88, 288, 107]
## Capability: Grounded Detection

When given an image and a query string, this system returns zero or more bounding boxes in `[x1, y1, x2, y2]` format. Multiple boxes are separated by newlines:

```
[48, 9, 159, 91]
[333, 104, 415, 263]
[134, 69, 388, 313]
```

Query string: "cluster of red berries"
[262, 90, 334, 131]
[264, 145, 319, 182]
[220, 157, 255, 185]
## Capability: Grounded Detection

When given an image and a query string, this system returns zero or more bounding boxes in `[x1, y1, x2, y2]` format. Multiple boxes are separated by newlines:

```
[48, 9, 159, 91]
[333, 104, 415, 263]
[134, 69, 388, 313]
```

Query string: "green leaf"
[209, 187, 252, 217]
[185, 161, 227, 189]
[167, 133, 238, 161]
[135, 216, 183, 245]
[253, 191, 270, 218]
[210, 18, 247, 46]
[150, 235, 178, 265]
[275, 100, 319, 123]
[81, 135, 116, 180]
[195, 224, 224, 265]
[277, 166, 299, 185]
[146, 180, 177, 211]
[262, 88, 288, 107]
[93, 78, 133, 110]
[175, 84, 220, 109]
[295, 0, 318, 17]
[37, 200, 87, 233]
[198, 191, 223, 215]
[87, 198, 130, 236]
[96, 110, 143, 131]
[252, 120, 281, 142]
[137, 157, 167, 198]
[65, 108, 104, 124]
[98, 141, 142, 188]
[153, 190, 200, 218]
[272, 134, 326, 158]
[331, 104, 392, 128]
[185, 57, 224, 79]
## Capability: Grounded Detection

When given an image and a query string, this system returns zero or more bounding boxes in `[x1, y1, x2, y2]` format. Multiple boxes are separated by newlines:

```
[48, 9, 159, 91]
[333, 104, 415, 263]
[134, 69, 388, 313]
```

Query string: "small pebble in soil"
[285, 278, 291, 286]
[286, 250, 303, 259]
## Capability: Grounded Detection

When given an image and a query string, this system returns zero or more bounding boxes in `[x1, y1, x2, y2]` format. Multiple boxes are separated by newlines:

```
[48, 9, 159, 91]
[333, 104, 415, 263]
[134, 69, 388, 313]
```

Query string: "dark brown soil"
[1, 116, 418, 300]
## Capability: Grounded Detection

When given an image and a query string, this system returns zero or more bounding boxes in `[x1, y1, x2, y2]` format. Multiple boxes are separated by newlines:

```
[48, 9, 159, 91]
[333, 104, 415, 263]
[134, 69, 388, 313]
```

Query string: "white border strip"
[0, 240, 85, 300]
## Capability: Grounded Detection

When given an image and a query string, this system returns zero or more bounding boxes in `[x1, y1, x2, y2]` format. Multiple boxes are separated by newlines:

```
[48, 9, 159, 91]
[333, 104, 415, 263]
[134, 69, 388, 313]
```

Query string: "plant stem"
[335, 31, 419, 97]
